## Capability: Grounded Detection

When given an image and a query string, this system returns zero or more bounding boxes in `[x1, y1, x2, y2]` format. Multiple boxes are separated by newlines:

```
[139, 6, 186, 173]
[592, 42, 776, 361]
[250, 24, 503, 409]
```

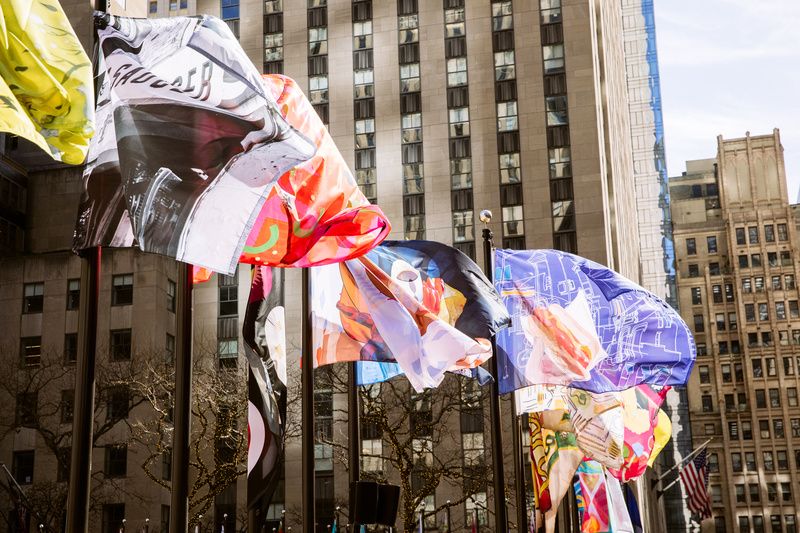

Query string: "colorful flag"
[312, 240, 510, 391]
[573, 478, 585, 524]
[519, 385, 624, 470]
[679, 448, 712, 520]
[0, 0, 94, 164]
[528, 412, 552, 514]
[74, 14, 389, 275]
[605, 473, 633, 532]
[494, 249, 695, 394]
[244, 266, 285, 511]
[608, 385, 670, 481]
[575, 460, 609, 533]
[542, 431, 584, 533]
[647, 408, 672, 467]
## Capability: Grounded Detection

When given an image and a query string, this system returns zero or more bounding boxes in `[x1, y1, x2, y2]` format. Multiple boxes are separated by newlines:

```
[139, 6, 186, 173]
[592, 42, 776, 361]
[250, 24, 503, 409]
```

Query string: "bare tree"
[0, 343, 148, 531]
[323, 370, 494, 532]
[127, 337, 249, 528]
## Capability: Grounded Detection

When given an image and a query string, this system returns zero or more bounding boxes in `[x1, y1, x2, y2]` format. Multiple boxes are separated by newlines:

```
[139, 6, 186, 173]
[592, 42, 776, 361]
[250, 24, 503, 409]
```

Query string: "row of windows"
[263, 1, 282, 74]
[727, 449, 800, 473]
[743, 300, 800, 322]
[19, 330, 175, 367]
[737, 251, 793, 269]
[742, 274, 796, 293]
[685, 235, 718, 255]
[148, 0, 188, 13]
[399, 2, 424, 240]
[22, 277, 176, 313]
[353, 3, 375, 204]
[735, 223, 790, 246]
[690, 283, 735, 305]
[701, 386, 800, 413]
[732, 481, 792, 505]
[700, 358, 800, 384]
[695, 339, 741, 356]
[729, 514, 796, 533]
[444, 0, 473, 259]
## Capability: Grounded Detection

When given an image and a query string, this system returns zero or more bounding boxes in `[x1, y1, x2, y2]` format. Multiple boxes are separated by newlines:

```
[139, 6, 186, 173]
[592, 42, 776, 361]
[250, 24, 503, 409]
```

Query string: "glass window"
[728, 313, 737, 330]
[166, 279, 176, 312]
[760, 419, 771, 438]
[767, 357, 777, 376]
[765, 224, 775, 242]
[755, 389, 766, 408]
[720, 364, 731, 382]
[728, 421, 738, 439]
[452, 211, 474, 243]
[770, 388, 781, 407]
[735, 227, 746, 245]
[686, 238, 696, 255]
[781, 251, 792, 266]
[494, 50, 515, 81]
[777, 450, 789, 470]
[502, 206, 524, 237]
[735, 484, 746, 504]
[750, 483, 760, 503]
[446, 57, 468, 87]
[107, 386, 130, 421]
[738, 254, 749, 268]
[218, 339, 238, 369]
[745, 452, 756, 471]
[465, 493, 488, 528]
[759, 302, 769, 321]
[112, 274, 133, 306]
[742, 277, 752, 292]
[444, 8, 465, 38]
[110, 329, 132, 361]
[265, 0, 282, 12]
[751, 253, 762, 267]
[698, 365, 710, 383]
[748, 226, 759, 244]
[688, 264, 699, 277]
[706, 235, 717, 253]
[742, 420, 752, 440]
[549, 147, 571, 179]
[789, 388, 798, 407]
[104, 444, 127, 478]
[701, 394, 713, 412]
[693, 314, 704, 332]
[148, 0, 157, 13]
[67, 279, 80, 310]
[745, 303, 756, 322]
[725, 283, 734, 301]
[361, 438, 383, 473]
[497, 101, 518, 131]
[763, 451, 775, 471]
[64, 333, 78, 364]
[731, 452, 742, 472]
[774, 418, 785, 438]
[542, 44, 564, 73]
[400, 63, 420, 93]
[499, 153, 521, 184]
[778, 223, 788, 241]
[545, 96, 568, 126]
[715, 313, 726, 330]
[540, 0, 561, 23]
[691, 287, 702, 305]
[23, 282, 44, 313]
[308, 28, 326, 55]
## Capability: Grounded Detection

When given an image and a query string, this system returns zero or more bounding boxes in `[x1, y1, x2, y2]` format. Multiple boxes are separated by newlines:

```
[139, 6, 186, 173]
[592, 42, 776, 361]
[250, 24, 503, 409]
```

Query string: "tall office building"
[671, 130, 799, 533]
[0, 0, 669, 531]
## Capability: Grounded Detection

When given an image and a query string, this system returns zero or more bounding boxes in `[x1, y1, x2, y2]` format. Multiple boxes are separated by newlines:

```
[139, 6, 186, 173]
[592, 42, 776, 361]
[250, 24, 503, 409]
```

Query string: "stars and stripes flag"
[679, 448, 712, 519]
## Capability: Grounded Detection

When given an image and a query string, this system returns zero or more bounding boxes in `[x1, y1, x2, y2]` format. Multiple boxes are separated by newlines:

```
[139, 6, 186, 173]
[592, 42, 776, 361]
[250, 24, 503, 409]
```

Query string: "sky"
[655, 0, 800, 200]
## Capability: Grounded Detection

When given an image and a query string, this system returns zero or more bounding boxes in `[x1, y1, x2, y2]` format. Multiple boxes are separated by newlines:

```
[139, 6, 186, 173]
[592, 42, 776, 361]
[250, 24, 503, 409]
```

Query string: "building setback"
[671, 129, 800, 533]
[0, 0, 674, 531]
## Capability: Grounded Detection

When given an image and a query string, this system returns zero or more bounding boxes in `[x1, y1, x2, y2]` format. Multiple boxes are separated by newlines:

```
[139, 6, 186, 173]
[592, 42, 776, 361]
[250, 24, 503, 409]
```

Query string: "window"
[453, 211, 474, 243]
[787, 516, 797, 533]
[735, 227, 746, 245]
[308, 27, 327, 55]
[102, 503, 125, 533]
[755, 276, 765, 291]
[759, 302, 769, 321]
[111, 274, 133, 306]
[781, 251, 792, 266]
[748, 226, 759, 244]
[731, 340, 740, 353]
[769, 251, 779, 267]
[400, 63, 420, 93]
[751, 253, 762, 267]
[734, 363, 743, 382]
[23, 282, 44, 313]
[218, 287, 238, 317]
[697, 343, 707, 356]
[709, 262, 720, 275]
[777, 450, 789, 470]
[16, 392, 37, 427]
[691, 287, 702, 305]
[361, 438, 383, 473]
[760, 419, 771, 438]
[773, 275, 783, 290]
[67, 279, 80, 310]
[443, 57, 465, 88]
[755, 389, 766, 408]
[686, 238, 696, 255]
[107, 386, 130, 421]
[722, 364, 733, 383]
[462, 432, 485, 466]
[148, 0, 157, 13]
[491, 1, 513, 31]
[745, 303, 756, 322]
[540, 0, 562, 23]
[725, 394, 735, 411]
[763, 451, 775, 471]
[745, 452, 756, 471]
[788, 388, 798, 407]
[738, 254, 749, 268]
[710, 485, 721, 504]
[709, 284, 721, 303]
[64, 333, 78, 364]
[728, 421, 738, 439]
[218, 339, 238, 369]
[449, 107, 470, 137]
[774, 418, 785, 438]
[104, 445, 127, 478]
[465, 493, 488, 528]
[735, 484, 746, 504]
[165, 334, 175, 366]
[61, 390, 73, 424]
[728, 313, 737, 331]
[494, 50, 515, 81]
[12, 451, 34, 484]
[742, 420, 752, 440]
[701, 394, 713, 413]
[502, 206, 524, 237]
[778, 223, 788, 241]
[785, 357, 795, 376]
[542, 44, 564, 73]
[768, 484, 778, 503]
[57, 447, 70, 483]
[707, 235, 717, 253]
[444, 7, 465, 38]
[769, 388, 781, 407]
[545, 96, 567, 126]
[497, 101, 518, 131]
[688, 264, 700, 277]
[725, 283, 734, 301]
[698, 365, 710, 384]
[750, 483, 760, 503]
[399, 14, 419, 44]
[731, 452, 742, 472]
[763, 331, 773, 346]
[693, 314, 704, 332]
[766, 357, 777, 376]
[715, 313, 725, 331]
[20, 336, 41, 367]
[110, 329, 132, 361]
[499, 153, 521, 184]
[790, 300, 799, 318]
[742, 277, 752, 292]
[786, 274, 796, 289]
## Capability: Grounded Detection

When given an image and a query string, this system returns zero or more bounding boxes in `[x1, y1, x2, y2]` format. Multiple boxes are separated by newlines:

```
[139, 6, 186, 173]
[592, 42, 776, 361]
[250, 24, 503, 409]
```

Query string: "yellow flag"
[0, 0, 93, 164]
[647, 409, 672, 467]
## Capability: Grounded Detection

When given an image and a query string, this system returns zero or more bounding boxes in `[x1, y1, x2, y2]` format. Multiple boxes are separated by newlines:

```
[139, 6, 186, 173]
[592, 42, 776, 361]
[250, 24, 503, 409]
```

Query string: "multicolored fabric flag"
[648, 409, 672, 467]
[312, 240, 510, 391]
[244, 266, 285, 511]
[605, 474, 633, 532]
[74, 14, 389, 275]
[623, 483, 644, 533]
[679, 448, 712, 520]
[573, 478, 585, 524]
[528, 412, 552, 514]
[576, 460, 609, 533]
[0, 0, 94, 164]
[494, 249, 695, 394]
[542, 431, 584, 533]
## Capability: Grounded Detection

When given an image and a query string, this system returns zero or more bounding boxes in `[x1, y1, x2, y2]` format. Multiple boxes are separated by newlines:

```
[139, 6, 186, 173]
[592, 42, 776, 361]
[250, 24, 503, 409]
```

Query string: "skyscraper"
[671, 130, 799, 533]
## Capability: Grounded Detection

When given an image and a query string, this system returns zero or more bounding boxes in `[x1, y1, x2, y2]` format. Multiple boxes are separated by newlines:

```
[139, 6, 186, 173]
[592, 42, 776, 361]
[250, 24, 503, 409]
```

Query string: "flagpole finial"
[479, 210, 492, 225]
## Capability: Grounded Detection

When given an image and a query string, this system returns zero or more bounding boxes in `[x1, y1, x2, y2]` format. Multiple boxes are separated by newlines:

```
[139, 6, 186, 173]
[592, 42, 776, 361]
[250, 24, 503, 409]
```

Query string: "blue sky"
[655, 0, 800, 200]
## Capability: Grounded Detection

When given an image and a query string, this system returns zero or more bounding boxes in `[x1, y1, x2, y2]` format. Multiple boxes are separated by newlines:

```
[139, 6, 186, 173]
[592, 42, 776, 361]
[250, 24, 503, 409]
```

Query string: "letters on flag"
[312, 240, 510, 391]
[494, 249, 695, 394]
[74, 14, 389, 275]
[0, 0, 94, 164]
[244, 266, 286, 511]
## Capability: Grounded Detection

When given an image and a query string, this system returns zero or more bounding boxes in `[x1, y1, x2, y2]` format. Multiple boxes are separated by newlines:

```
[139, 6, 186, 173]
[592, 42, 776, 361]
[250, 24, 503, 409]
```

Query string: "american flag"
[679, 448, 713, 519]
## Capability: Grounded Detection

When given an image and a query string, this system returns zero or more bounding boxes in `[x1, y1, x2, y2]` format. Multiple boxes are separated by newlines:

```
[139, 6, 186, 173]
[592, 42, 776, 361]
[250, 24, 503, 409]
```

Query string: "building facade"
[0, 0, 674, 531]
[671, 130, 800, 533]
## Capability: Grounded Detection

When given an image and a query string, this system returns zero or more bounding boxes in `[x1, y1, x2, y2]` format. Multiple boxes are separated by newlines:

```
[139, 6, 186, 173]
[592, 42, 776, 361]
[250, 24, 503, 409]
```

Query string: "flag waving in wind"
[494, 249, 695, 394]
[74, 14, 389, 275]
[680, 448, 713, 520]
[0, 0, 94, 164]
[312, 240, 510, 391]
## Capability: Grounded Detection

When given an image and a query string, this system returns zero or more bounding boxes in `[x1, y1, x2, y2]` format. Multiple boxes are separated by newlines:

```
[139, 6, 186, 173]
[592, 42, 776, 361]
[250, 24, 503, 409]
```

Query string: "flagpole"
[510, 408, 527, 532]
[653, 438, 713, 488]
[348, 361, 360, 524]
[301, 267, 316, 533]
[479, 209, 508, 532]
[170, 262, 194, 532]
[656, 438, 713, 497]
